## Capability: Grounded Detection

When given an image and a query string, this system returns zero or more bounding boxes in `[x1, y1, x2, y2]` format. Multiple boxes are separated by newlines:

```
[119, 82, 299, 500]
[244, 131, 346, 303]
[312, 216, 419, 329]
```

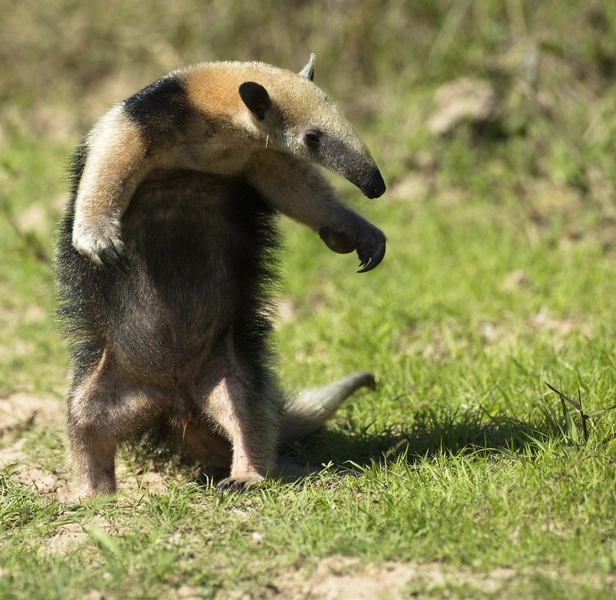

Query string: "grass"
[3, 1, 616, 598]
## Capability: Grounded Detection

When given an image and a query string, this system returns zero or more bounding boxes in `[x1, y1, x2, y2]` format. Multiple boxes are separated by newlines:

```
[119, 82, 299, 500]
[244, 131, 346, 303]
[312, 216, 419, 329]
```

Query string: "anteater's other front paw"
[319, 226, 356, 255]
[72, 220, 130, 276]
[319, 222, 386, 273]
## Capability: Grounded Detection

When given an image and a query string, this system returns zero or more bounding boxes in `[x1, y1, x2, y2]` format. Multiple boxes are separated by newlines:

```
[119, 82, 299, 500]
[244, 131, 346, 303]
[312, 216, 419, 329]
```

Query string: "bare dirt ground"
[271, 557, 517, 600]
[0, 392, 69, 495]
[167, 556, 616, 600]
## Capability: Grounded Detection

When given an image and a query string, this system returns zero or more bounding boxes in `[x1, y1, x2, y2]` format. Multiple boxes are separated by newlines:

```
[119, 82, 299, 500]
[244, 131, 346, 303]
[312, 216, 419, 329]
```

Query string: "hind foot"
[216, 474, 264, 494]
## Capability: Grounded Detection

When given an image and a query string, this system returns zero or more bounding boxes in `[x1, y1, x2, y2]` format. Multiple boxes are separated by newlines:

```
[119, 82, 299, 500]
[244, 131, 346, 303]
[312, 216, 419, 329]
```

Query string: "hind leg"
[67, 349, 162, 498]
[212, 375, 280, 492]
[194, 343, 283, 492]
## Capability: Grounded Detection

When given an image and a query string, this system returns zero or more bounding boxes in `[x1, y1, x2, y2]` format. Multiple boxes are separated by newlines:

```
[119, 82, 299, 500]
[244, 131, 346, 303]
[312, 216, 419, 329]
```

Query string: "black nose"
[363, 169, 386, 199]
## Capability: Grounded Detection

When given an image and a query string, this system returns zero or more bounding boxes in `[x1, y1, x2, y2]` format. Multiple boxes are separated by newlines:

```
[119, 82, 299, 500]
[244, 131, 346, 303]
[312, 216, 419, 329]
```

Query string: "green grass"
[3, 1, 616, 598]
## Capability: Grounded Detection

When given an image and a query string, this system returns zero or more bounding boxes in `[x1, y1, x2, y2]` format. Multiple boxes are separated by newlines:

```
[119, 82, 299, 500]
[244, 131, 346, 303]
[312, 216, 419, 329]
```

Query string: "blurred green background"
[3, 0, 616, 178]
[3, 0, 616, 392]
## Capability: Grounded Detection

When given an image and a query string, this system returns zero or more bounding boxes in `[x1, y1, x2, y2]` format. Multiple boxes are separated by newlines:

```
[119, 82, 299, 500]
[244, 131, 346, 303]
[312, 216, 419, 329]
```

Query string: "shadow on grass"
[279, 404, 566, 475]
[138, 404, 568, 487]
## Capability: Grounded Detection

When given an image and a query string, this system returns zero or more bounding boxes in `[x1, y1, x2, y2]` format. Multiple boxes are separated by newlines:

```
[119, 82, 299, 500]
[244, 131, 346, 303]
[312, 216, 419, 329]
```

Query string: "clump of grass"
[545, 381, 616, 445]
[0, 471, 59, 530]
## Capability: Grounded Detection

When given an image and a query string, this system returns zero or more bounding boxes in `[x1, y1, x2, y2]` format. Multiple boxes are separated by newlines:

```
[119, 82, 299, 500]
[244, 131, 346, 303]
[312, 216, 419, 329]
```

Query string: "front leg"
[72, 106, 148, 275]
[246, 151, 386, 272]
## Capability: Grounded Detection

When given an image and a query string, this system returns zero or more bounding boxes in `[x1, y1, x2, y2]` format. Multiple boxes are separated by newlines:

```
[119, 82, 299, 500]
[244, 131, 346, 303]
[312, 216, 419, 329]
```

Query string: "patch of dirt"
[82, 592, 108, 600]
[114, 462, 188, 497]
[530, 309, 593, 338]
[13, 202, 50, 237]
[0, 392, 63, 436]
[0, 392, 69, 497]
[477, 307, 593, 354]
[427, 77, 500, 136]
[41, 514, 116, 556]
[0, 437, 28, 467]
[258, 557, 614, 600]
[269, 557, 512, 600]
[400, 308, 593, 362]
[388, 172, 433, 203]
[43, 522, 90, 556]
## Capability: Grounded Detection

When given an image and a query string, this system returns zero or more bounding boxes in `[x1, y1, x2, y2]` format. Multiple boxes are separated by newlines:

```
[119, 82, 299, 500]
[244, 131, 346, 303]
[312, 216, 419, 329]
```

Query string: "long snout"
[317, 135, 386, 199]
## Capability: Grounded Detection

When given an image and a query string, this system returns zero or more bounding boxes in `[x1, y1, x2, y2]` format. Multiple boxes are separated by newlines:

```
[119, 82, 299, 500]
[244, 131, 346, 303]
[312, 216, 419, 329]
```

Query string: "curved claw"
[99, 244, 130, 277]
[215, 479, 243, 494]
[216, 475, 263, 494]
[357, 242, 386, 273]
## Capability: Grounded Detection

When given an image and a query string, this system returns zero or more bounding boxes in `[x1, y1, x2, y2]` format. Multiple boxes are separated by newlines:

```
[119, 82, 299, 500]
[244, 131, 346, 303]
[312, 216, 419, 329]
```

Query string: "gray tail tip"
[337, 371, 376, 392]
[357, 371, 376, 389]
[281, 371, 377, 445]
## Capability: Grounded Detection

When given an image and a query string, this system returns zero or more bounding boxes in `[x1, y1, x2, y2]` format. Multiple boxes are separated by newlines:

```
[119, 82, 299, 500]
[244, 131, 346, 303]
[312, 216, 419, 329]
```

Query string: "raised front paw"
[355, 223, 386, 273]
[319, 221, 386, 273]
[72, 219, 130, 276]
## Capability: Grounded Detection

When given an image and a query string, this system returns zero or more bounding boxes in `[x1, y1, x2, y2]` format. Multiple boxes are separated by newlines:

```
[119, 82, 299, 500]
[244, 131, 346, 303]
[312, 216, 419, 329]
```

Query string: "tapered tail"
[281, 371, 375, 445]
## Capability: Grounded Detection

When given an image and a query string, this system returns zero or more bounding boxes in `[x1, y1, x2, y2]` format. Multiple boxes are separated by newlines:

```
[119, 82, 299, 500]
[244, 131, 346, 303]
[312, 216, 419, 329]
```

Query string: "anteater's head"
[238, 55, 386, 199]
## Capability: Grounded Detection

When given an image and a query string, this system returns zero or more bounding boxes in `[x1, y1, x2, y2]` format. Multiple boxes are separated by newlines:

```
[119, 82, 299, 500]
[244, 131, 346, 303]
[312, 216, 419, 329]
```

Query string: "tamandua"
[56, 55, 387, 497]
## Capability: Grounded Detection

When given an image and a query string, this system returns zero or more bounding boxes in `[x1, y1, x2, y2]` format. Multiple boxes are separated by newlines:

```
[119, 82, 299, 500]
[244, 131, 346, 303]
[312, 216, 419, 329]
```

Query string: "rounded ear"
[238, 82, 271, 120]
[299, 53, 316, 81]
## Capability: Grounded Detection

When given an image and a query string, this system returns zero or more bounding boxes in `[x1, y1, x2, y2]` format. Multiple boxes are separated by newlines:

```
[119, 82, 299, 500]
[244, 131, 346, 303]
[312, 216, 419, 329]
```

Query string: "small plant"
[544, 381, 616, 445]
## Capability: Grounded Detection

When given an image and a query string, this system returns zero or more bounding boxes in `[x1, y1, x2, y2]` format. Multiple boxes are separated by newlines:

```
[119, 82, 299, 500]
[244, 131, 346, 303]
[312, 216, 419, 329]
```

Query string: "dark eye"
[304, 130, 321, 148]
